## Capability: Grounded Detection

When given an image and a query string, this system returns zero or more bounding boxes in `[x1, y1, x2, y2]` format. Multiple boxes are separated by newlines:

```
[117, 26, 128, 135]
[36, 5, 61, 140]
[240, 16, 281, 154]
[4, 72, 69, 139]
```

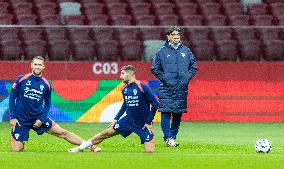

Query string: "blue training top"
[114, 80, 159, 128]
[9, 73, 51, 126]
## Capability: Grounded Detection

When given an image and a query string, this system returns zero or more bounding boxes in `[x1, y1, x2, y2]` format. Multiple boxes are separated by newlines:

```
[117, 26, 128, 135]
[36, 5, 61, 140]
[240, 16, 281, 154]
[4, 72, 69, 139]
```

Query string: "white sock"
[79, 140, 93, 150]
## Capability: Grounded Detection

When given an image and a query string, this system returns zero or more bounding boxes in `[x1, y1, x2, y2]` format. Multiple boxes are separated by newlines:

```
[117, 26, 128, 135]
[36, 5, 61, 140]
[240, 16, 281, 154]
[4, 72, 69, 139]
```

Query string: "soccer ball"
[255, 139, 272, 153]
[166, 138, 176, 147]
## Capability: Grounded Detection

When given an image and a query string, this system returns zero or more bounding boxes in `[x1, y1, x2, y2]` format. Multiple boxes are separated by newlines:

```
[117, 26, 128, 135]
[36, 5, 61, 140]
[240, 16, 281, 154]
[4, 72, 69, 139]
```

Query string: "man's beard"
[33, 70, 42, 76]
[123, 79, 129, 84]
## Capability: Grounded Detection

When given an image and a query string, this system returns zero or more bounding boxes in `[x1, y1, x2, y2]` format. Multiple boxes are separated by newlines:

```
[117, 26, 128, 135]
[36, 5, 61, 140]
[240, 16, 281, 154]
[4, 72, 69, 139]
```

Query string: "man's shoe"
[166, 138, 176, 147]
[68, 146, 82, 153]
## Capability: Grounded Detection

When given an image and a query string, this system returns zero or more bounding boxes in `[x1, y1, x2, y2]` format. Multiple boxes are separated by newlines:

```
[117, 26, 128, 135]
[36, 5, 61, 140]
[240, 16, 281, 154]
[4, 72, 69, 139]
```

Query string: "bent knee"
[11, 146, 24, 152]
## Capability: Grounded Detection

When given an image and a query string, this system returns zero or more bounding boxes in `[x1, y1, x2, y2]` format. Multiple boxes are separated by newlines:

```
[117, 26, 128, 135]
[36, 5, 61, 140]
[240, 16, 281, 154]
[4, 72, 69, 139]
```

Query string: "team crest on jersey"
[26, 80, 31, 85]
[12, 83, 17, 89]
[181, 53, 185, 57]
[40, 85, 44, 91]
[15, 133, 20, 140]
[133, 89, 137, 95]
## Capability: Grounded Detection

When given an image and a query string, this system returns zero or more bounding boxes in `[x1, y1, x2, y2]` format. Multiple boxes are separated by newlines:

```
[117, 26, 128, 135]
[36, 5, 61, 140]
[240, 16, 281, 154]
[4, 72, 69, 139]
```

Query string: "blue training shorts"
[11, 118, 55, 142]
[113, 116, 154, 144]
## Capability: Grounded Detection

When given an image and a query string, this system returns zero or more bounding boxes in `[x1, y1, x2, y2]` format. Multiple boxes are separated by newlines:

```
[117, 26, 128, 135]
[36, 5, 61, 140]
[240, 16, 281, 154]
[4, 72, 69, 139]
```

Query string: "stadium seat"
[176, 2, 199, 15]
[223, 3, 244, 16]
[152, 2, 176, 16]
[196, 0, 216, 4]
[91, 28, 115, 41]
[120, 40, 143, 61]
[187, 28, 210, 42]
[247, 3, 268, 15]
[64, 15, 86, 25]
[71, 40, 96, 61]
[129, 2, 152, 16]
[206, 15, 227, 25]
[95, 39, 120, 61]
[40, 15, 60, 25]
[48, 40, 71, 61]
[106, 2, 128, 15]
[134, 15, 156, 25]
[21, 28, 43, 41]
[81, 2, 105, 16]
[35, 2, 58, 17]
[0, 2, 9, 14]
[251, 14, 274, 25]
[265, 0, 284, 3]
[263, 40, 284, 60]
[270, 3, 284, 16]
[239, 39, 262, 61]
[277, 14, 284, 24]
[33, 0, 55, 5]
[16, 14, 37, 25]
[23, 40, 47, 60]
[0, 28, 19, 41]
[140, 28, 163, 41]
[12, 2, 34, 16]
[44, 28, 67, 41]
[229, 14, 251, 25]
[0, 14, 14, 24]
[200, 3, 222, 15]
[158, 14, 179, 25]
[191, 40, 215, 61]
[110, 15, 132, 25]
[210, 28, 233, 41]
[68, 28, 92, 41]
[218, 0, 241, 4]
[215, 40, 238, 61]
[181, 15, 204, 25]
[258, 28, 281, 41]
[87, 14, 109, 25]
[116, 28, 139, 41]
[0, 40, 22, 60]
[234, 28, 257, 41]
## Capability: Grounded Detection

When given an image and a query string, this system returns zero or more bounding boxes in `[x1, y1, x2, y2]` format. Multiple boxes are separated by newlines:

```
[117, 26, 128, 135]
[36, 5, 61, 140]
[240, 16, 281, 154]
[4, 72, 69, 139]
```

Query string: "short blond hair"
[121, 65, 136, 74]
[32, 56, 45, 62]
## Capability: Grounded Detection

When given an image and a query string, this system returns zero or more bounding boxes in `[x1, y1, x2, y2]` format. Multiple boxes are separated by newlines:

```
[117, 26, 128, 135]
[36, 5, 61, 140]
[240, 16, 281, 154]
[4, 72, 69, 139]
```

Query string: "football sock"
[79, 140, 92, 150]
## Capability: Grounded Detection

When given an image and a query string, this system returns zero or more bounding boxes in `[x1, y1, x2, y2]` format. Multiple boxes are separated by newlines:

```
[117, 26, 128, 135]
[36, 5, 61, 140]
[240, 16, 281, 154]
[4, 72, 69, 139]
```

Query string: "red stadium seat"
[223, 3, 244, 16]
[251, 14, 274, 25]
[40, 15, 60, 25]
[218, 0, 240, 4]
[96, 39, 120, 61]
[16, 14, 37, 25]
[263, 40, 284, 60]
[270, 3, 284, 16]
[196, 0, 216, 4]
[116, 28, 139, 41]
[215, 40, 238, 61]
[229, 15, 250, 25]
[134, 15, 156, 25]
[234, 28, 257, 41]
[35, 2, 58, 17]
[200, 3, 222, 15]
[206, 14, 227, 25]
[0, 2, 9, 14]
[210, 28, 233, 41]
[140, 28, 163, 40]
[153, 2, 176, 16]
[48, 40, 71, 61]
[91, 28, 115, 41]
[120, 40, 143, 61]
[239, 39, 262, 61]
[181, 15, 204, 25]
[81, 2, 105, 15]
[0, 28, 19, 41]
[0, 14, 14, 25]
[158, 14, 179, 25]
[176, 2, 199, 15]
[106, 2, 128, 15]
[129, 2, 152, 16]
[258, 28, 281, 41]
[23, 40, 47, 60]
[68, 28, 92, 41]
[0, 40, 22, 60]
[12, 2, 33, 16]
[110, 15, 132, 25]
[191, 40, 215, 61]
[64, 15, 86, 25]
[21, 28, 43, 41]
[187, 28, 210, 41]
[45, 28, 67, 41]
[72, 40, 96, 61]
[277, 14, 284, 24]
[87, 14, 109, 25]
[247, 3, 268, 15]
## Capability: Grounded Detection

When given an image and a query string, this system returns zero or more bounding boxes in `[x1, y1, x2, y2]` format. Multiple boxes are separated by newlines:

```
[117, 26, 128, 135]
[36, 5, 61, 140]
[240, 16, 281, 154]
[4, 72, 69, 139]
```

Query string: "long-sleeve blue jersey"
[9, 73, 52, 126]
[114, 80, 159, 128]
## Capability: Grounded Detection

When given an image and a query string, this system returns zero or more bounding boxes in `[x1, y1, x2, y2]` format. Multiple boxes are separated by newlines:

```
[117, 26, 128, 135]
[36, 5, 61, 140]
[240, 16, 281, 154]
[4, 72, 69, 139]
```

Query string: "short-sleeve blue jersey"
[114, 80, 159, 128]
[9, 73, 52, 126]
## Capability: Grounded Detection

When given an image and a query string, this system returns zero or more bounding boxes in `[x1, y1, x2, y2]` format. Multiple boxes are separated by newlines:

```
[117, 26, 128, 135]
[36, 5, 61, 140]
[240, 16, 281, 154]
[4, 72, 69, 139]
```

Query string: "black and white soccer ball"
[255, 139, 272, 153]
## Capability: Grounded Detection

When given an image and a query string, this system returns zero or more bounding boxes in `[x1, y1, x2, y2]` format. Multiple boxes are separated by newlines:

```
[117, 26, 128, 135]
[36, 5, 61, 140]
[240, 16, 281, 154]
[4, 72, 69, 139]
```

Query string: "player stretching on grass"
[9, 56, 101, 152]
[69, 65, 159, 153]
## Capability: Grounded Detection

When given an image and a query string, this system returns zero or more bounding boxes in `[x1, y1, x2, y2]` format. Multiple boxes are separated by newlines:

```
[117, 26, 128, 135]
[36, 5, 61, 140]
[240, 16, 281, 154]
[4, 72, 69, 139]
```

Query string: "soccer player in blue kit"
[69, 65, 159, 153]
[9, 56, 101, 152]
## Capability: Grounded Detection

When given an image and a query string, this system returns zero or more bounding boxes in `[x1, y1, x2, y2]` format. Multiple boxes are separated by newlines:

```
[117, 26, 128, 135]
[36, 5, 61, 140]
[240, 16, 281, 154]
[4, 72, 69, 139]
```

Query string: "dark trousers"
[161, 112, 182, 141]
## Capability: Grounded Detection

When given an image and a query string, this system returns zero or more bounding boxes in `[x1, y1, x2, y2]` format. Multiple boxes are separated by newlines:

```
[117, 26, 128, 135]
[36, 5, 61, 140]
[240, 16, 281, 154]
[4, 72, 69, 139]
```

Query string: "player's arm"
[9, 75, 23, 120]
[142, 84, 159, 125]
[114, 101, 126, 121]
[39, 85, 52, 122]
[151, 53, 164, 82]
[187, 49, 198, 81]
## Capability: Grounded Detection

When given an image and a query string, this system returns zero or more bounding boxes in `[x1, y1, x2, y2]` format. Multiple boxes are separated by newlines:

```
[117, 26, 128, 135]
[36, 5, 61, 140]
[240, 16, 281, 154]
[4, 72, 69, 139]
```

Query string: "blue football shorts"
[113, 116, 154, 144]
[11, 118, 56, 142]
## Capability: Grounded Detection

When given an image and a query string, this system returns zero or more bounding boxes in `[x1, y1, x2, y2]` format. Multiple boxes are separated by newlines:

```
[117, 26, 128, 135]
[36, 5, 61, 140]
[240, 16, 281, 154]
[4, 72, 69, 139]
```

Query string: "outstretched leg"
[48, 124, 83, 145]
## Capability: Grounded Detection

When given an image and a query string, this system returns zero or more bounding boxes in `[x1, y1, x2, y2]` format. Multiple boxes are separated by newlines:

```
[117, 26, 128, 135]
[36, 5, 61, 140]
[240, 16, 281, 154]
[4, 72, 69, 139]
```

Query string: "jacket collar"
[164, 40, 183, 50]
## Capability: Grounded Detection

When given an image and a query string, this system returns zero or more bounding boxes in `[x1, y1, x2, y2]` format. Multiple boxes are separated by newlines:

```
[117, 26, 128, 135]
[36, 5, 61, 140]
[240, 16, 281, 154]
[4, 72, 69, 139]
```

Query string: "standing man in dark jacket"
[151, 26, 198, 147]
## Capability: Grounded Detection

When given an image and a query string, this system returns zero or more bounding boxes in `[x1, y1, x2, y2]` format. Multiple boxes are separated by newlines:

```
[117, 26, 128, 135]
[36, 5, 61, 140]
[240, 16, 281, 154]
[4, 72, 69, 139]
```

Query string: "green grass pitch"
[1, 122, 284, 169]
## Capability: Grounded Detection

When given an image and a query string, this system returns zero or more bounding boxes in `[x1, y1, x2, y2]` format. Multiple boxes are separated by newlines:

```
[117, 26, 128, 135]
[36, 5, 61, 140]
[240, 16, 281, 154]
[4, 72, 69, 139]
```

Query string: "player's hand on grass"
[33, 119, 42, 128]
[108, 120, 117, 128]
[144, 124, 153, 134]
[10, 119, 20, 132]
